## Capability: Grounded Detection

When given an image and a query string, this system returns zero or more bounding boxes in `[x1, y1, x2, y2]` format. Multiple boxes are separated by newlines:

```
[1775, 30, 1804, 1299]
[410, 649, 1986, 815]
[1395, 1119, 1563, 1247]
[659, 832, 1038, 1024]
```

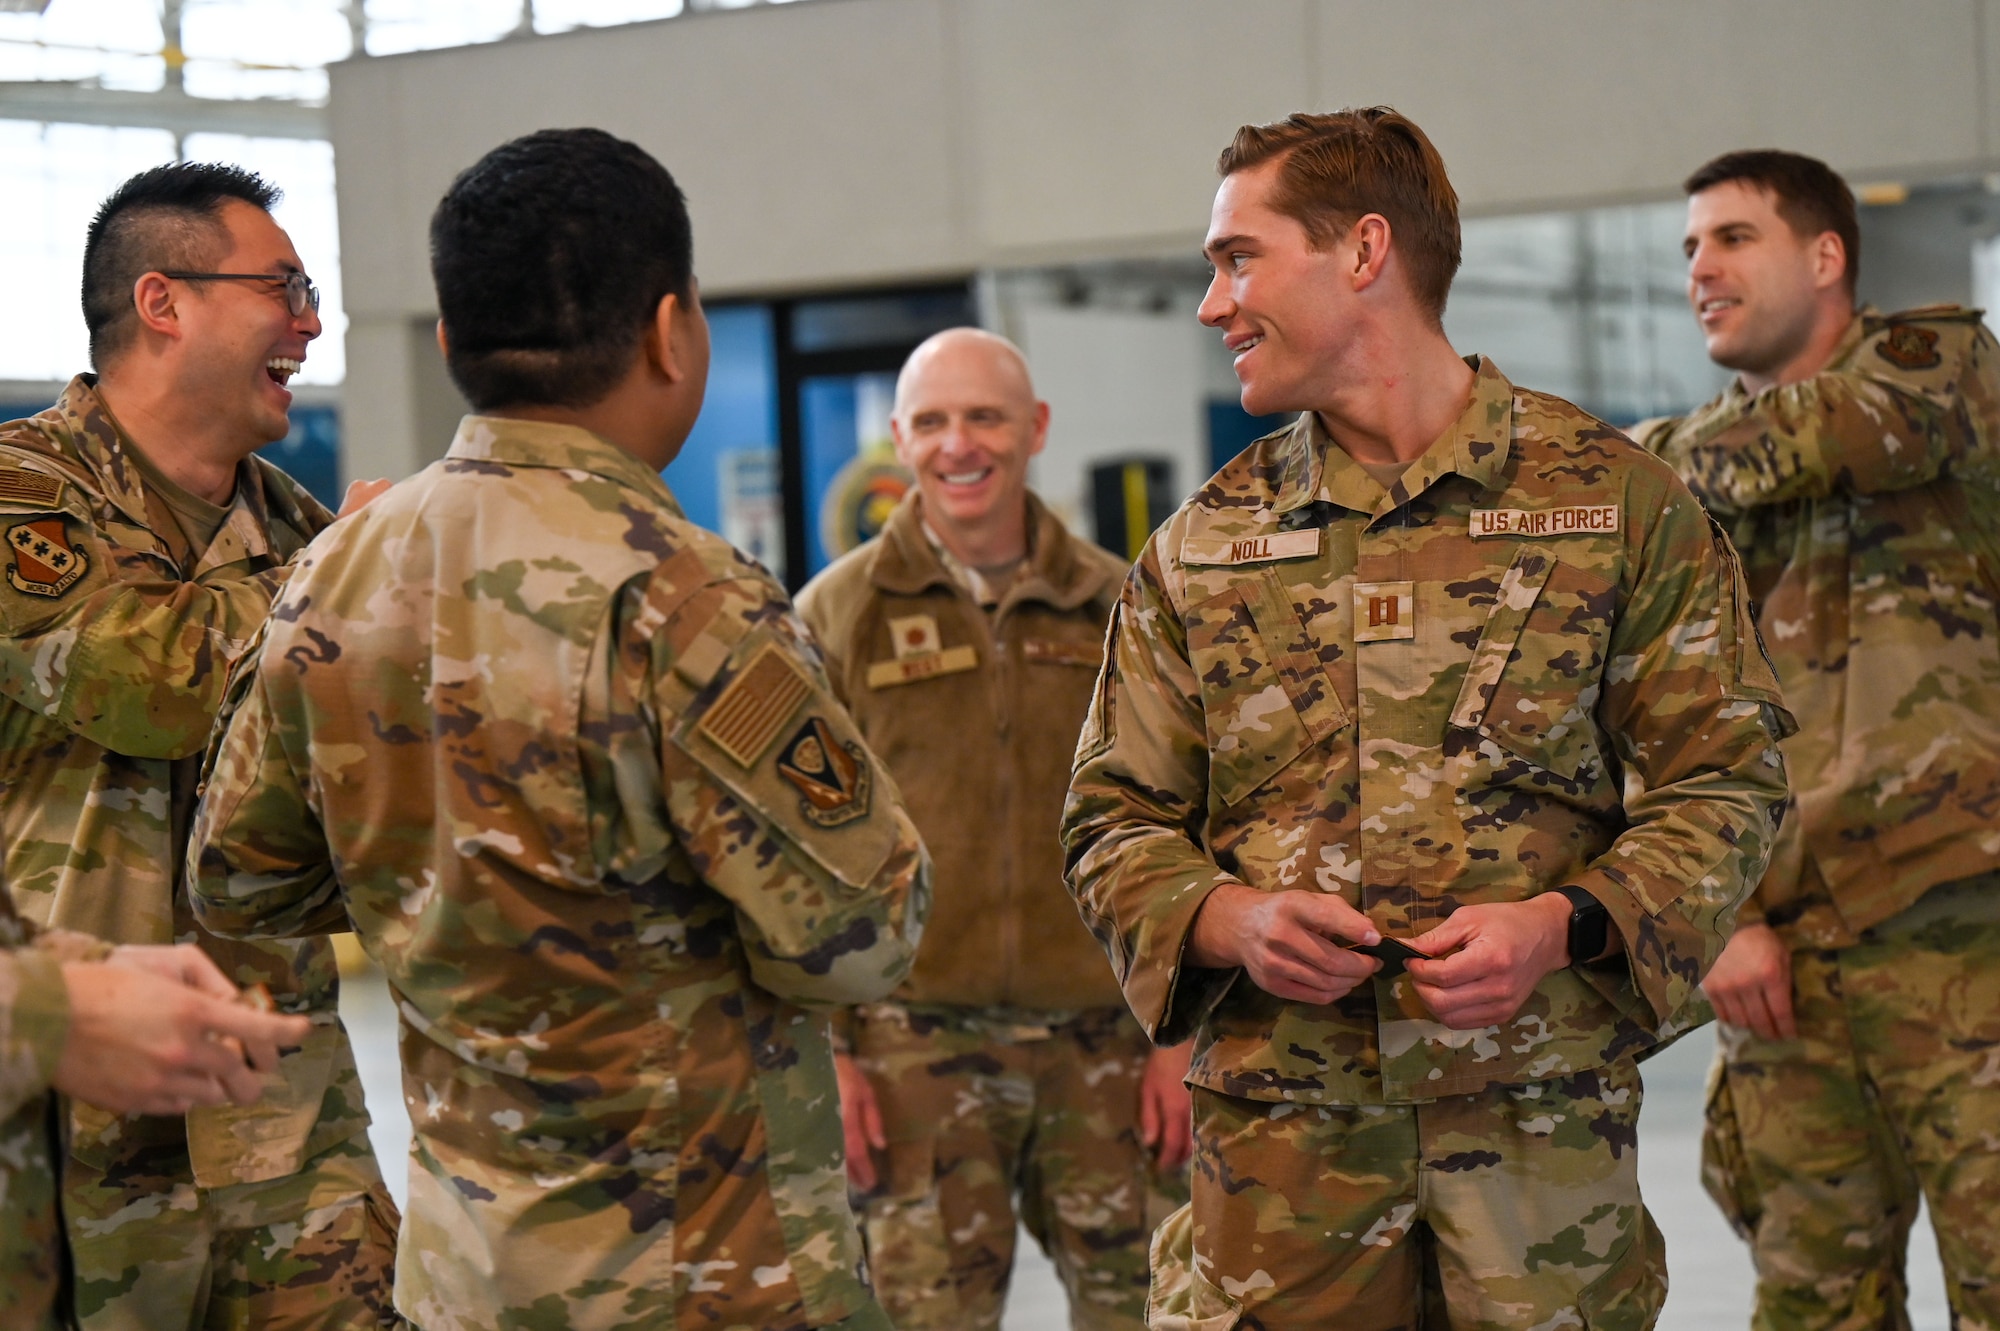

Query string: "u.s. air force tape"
[1470, 506, 1620, 538]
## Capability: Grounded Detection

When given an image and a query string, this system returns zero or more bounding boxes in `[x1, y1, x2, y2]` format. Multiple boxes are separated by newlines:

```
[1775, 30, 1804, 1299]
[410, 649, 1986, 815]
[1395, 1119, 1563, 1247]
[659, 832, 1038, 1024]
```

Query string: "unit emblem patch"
[7, 519, 87, 598]
[775, 716, 872, 827]
[888, 614, 942, 661]
[1877, 323, 1941, 371]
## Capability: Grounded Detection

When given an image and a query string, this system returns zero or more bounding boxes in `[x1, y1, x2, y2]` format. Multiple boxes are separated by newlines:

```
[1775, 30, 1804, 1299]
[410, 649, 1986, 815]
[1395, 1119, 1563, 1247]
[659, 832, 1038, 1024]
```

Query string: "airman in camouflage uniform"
[190, 128, 930, 1331]
[797, 329, 1189, 1331]
[0, 161, 398, 1329]
[1063, 109, 1793, 1329]
[0, 916, 315, 1331]
[1638, 149, 2000, 1331]
[0, 906, 108, 1331]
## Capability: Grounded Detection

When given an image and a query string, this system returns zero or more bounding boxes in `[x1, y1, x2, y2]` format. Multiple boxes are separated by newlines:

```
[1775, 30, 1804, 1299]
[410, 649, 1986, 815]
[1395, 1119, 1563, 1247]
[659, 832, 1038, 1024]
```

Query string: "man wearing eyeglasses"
[0, 162, 398, 1330]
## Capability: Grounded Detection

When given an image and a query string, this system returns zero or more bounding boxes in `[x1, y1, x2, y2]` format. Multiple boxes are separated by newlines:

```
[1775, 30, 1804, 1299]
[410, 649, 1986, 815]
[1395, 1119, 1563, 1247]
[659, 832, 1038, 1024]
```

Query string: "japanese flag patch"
[7, 519, 87, 598]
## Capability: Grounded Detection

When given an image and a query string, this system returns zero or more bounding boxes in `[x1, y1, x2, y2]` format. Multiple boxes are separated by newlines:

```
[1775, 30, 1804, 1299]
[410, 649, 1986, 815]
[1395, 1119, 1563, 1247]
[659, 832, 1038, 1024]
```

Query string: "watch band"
[1551, 885, 1609, 965]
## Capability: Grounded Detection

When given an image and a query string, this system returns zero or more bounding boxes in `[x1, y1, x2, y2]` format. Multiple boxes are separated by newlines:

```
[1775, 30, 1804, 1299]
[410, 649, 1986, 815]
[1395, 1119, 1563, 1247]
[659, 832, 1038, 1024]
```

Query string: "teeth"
[266, 357, 301, 381]
[1233, 335, 1264, 355]
[942, 469, 990, 485]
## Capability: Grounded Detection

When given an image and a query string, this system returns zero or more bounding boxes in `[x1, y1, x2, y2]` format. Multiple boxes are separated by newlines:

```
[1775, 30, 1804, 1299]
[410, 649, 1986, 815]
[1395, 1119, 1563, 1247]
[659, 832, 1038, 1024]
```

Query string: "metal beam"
[0, 82, 327, 139]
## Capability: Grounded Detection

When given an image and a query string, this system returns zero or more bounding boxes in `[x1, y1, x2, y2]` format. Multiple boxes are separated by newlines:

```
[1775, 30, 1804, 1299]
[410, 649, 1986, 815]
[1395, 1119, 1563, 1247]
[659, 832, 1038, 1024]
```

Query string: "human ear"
[650, 291, 690, 385]
[130, 273, 179, 338]
[434, 319, 450, 359]
[1350, 214, 1393, 289]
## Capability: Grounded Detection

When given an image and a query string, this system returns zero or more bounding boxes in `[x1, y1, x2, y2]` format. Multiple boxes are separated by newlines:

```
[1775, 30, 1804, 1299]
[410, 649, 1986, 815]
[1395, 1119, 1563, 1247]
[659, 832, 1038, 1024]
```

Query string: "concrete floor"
[339, 970, 1950, 1329]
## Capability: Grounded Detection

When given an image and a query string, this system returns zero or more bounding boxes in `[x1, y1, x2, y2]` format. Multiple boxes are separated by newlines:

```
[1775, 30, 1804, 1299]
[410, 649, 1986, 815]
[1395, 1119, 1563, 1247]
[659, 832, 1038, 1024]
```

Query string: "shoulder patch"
[6, 518, 88, 597]
[0, 469, 62, 509]
[774, 716, 872, 827]
[1877, 323, 1942, 371]
[698, 642, 812, 767]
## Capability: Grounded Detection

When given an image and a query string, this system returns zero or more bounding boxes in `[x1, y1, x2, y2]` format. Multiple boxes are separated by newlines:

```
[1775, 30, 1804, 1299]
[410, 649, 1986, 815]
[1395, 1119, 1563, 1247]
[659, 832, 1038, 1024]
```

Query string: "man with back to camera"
[1061, 106, 1796, 1329]
[0, 161, 398, 1328]
[188, 127, 932, 1331]
[0, 920, 314, 1329]
[795, 327, 1192, 1330]
[1635, 150, 2000, 1330]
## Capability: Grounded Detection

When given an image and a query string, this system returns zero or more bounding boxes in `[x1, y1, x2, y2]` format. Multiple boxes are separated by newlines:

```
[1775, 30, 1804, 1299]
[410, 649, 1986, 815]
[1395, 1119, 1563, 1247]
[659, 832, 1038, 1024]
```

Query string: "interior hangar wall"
[331, 0, 2000, 478]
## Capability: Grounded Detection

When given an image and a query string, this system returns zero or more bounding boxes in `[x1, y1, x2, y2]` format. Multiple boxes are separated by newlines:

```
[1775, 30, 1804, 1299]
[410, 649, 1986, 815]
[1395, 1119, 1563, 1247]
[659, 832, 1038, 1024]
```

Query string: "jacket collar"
[446, 415, 684, 516]
[869, 489, 1114, 612]
[47, 375, 323, 571]
[1272, 355, 1516, 516]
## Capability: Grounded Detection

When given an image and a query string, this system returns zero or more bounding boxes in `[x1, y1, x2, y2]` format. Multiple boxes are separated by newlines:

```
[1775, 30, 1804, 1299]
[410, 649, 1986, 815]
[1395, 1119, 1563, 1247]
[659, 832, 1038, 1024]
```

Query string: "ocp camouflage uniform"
[0, 903, 112, 1331]
[1641, 305, 2000, 1331]
[797, 492, 1184, 1330]
[189, 415, 931, 1331]
[0, 376, 399, 1329]
[1063, 358, 1794, 1329]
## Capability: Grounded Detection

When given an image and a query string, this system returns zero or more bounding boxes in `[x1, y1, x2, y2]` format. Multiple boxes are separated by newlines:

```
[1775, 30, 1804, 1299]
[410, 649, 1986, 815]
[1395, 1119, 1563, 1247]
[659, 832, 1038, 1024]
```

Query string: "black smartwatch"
[1550, 886, 1609, 965]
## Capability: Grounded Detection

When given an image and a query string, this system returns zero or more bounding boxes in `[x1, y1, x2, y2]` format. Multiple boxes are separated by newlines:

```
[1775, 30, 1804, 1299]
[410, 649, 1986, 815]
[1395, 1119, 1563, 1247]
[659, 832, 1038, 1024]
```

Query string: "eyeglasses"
[158, 270, 321, 317]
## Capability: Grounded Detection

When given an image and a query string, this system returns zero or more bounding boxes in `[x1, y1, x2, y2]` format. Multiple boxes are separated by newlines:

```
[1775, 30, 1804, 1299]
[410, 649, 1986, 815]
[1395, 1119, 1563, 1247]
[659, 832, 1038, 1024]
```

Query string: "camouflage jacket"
[0, 376, 369, 1189]
[798, 491, 1127, 1012]
[1062, 358, 1793, 1105]
[190, 416, 930, 1330]
[0, 906, 108, 1331]
[1642, 307, 2000, 947]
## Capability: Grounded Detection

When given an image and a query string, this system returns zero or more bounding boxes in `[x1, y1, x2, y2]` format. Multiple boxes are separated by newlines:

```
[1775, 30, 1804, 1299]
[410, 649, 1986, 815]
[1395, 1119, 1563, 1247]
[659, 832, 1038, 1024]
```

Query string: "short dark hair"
[1217, 107, 1462, 323]
[1683, 149, 1860, 296]
[429, 128, 694, 412]
[83, 162, 282, 368]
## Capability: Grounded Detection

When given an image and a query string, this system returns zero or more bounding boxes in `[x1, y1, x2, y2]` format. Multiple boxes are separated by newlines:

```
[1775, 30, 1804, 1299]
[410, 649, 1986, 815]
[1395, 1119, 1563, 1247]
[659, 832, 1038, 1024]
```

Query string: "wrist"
[1534, 892, 1575, 966]
[1187, 882, 1253, 969]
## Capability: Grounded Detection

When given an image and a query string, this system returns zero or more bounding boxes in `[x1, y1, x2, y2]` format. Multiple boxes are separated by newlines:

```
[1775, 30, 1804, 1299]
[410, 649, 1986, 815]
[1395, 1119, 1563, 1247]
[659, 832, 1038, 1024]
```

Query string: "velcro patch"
[1876, 323, 1942, 371]
[698, 642, 812, 767]
[866, 644, 978, 689]
[0, 470, 62, 509]
[1023, 639, 1101, 668]
[6, 519, 88, 598]
[888, 614, 942, 661]
[1181, 529, 1320, 565]
[1470, 506, 1620, 538]
[1353, 580, 1415, 642]
[775, 716, 872, 827]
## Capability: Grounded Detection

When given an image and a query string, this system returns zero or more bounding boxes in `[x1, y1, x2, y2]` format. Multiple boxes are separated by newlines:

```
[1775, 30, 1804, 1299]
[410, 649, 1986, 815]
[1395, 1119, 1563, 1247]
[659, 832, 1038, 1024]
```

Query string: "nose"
[1686, 239, 1720, 287]
[297, 301, 323, 342]
[1198, 268, 1233, 328]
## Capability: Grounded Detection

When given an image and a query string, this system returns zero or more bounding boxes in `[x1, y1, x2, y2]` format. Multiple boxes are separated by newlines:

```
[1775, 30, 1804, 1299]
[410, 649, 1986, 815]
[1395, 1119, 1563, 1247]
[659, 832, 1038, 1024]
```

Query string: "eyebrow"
[1203, 233, 1254, 259]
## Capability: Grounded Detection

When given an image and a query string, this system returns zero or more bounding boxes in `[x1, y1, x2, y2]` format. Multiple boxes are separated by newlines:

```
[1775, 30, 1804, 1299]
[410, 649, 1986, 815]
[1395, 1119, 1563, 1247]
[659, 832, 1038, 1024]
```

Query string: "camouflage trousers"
[848, 1002, 1187, 1331]
[64, 1128, 402, 1330]
[1702, 872, 2000, 1331]
[1152, 1062, 1665, 1331]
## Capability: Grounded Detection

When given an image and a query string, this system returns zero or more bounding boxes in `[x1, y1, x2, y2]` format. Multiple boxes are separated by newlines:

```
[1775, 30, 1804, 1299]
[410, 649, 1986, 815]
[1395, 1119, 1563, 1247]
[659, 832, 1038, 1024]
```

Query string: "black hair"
[429, 128, 694, 411]
[83, 162, 282, 368]
[1684, 149, 1860, 296]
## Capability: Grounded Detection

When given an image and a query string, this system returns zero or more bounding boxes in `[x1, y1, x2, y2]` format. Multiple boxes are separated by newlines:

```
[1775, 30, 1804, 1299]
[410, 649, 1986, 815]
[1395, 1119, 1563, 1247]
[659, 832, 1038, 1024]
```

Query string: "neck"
[1739, 298, 1857, 396]
[93, 367, 247, 505]
[927, 498, 1029, 570]
[1310, 317, 1475, 465]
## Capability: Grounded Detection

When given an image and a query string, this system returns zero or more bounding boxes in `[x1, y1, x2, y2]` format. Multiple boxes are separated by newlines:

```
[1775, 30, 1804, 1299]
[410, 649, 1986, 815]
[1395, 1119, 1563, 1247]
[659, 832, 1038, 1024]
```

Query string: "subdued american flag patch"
[0, 469, 62, 509]
[698, 642, 812, 767]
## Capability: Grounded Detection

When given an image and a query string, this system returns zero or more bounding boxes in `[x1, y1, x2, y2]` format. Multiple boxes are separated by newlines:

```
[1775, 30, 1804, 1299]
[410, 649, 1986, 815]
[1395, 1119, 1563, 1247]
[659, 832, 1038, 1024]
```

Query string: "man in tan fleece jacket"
[796, 328, 1190, 1331]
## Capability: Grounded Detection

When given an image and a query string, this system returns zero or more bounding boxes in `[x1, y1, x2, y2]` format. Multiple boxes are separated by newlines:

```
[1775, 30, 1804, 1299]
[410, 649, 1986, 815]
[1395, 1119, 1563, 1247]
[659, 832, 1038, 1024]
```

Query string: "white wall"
[329, 0, 2000, 473]
[1016, 306, 1207, 538]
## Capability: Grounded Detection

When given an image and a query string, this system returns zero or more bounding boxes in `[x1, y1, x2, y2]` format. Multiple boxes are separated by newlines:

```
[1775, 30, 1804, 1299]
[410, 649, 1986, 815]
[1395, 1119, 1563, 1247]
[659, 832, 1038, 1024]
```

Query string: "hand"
[336, 477, 392, 518]
[834, 1051, 886, 1192]
[54, 948, 312, 1115]
[1139, 1042, 1193, 1171]
[1702, 923, 1795, 1041]
[1186, 883, 1381, 1004]
[1404, 895, 1572, 1030]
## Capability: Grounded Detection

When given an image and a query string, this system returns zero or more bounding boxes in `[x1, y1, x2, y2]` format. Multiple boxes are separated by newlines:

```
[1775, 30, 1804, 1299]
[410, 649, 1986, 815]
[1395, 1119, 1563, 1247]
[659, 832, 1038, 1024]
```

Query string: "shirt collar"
[445, 415, 683, 516]
[1273, 355, 1515, 517]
